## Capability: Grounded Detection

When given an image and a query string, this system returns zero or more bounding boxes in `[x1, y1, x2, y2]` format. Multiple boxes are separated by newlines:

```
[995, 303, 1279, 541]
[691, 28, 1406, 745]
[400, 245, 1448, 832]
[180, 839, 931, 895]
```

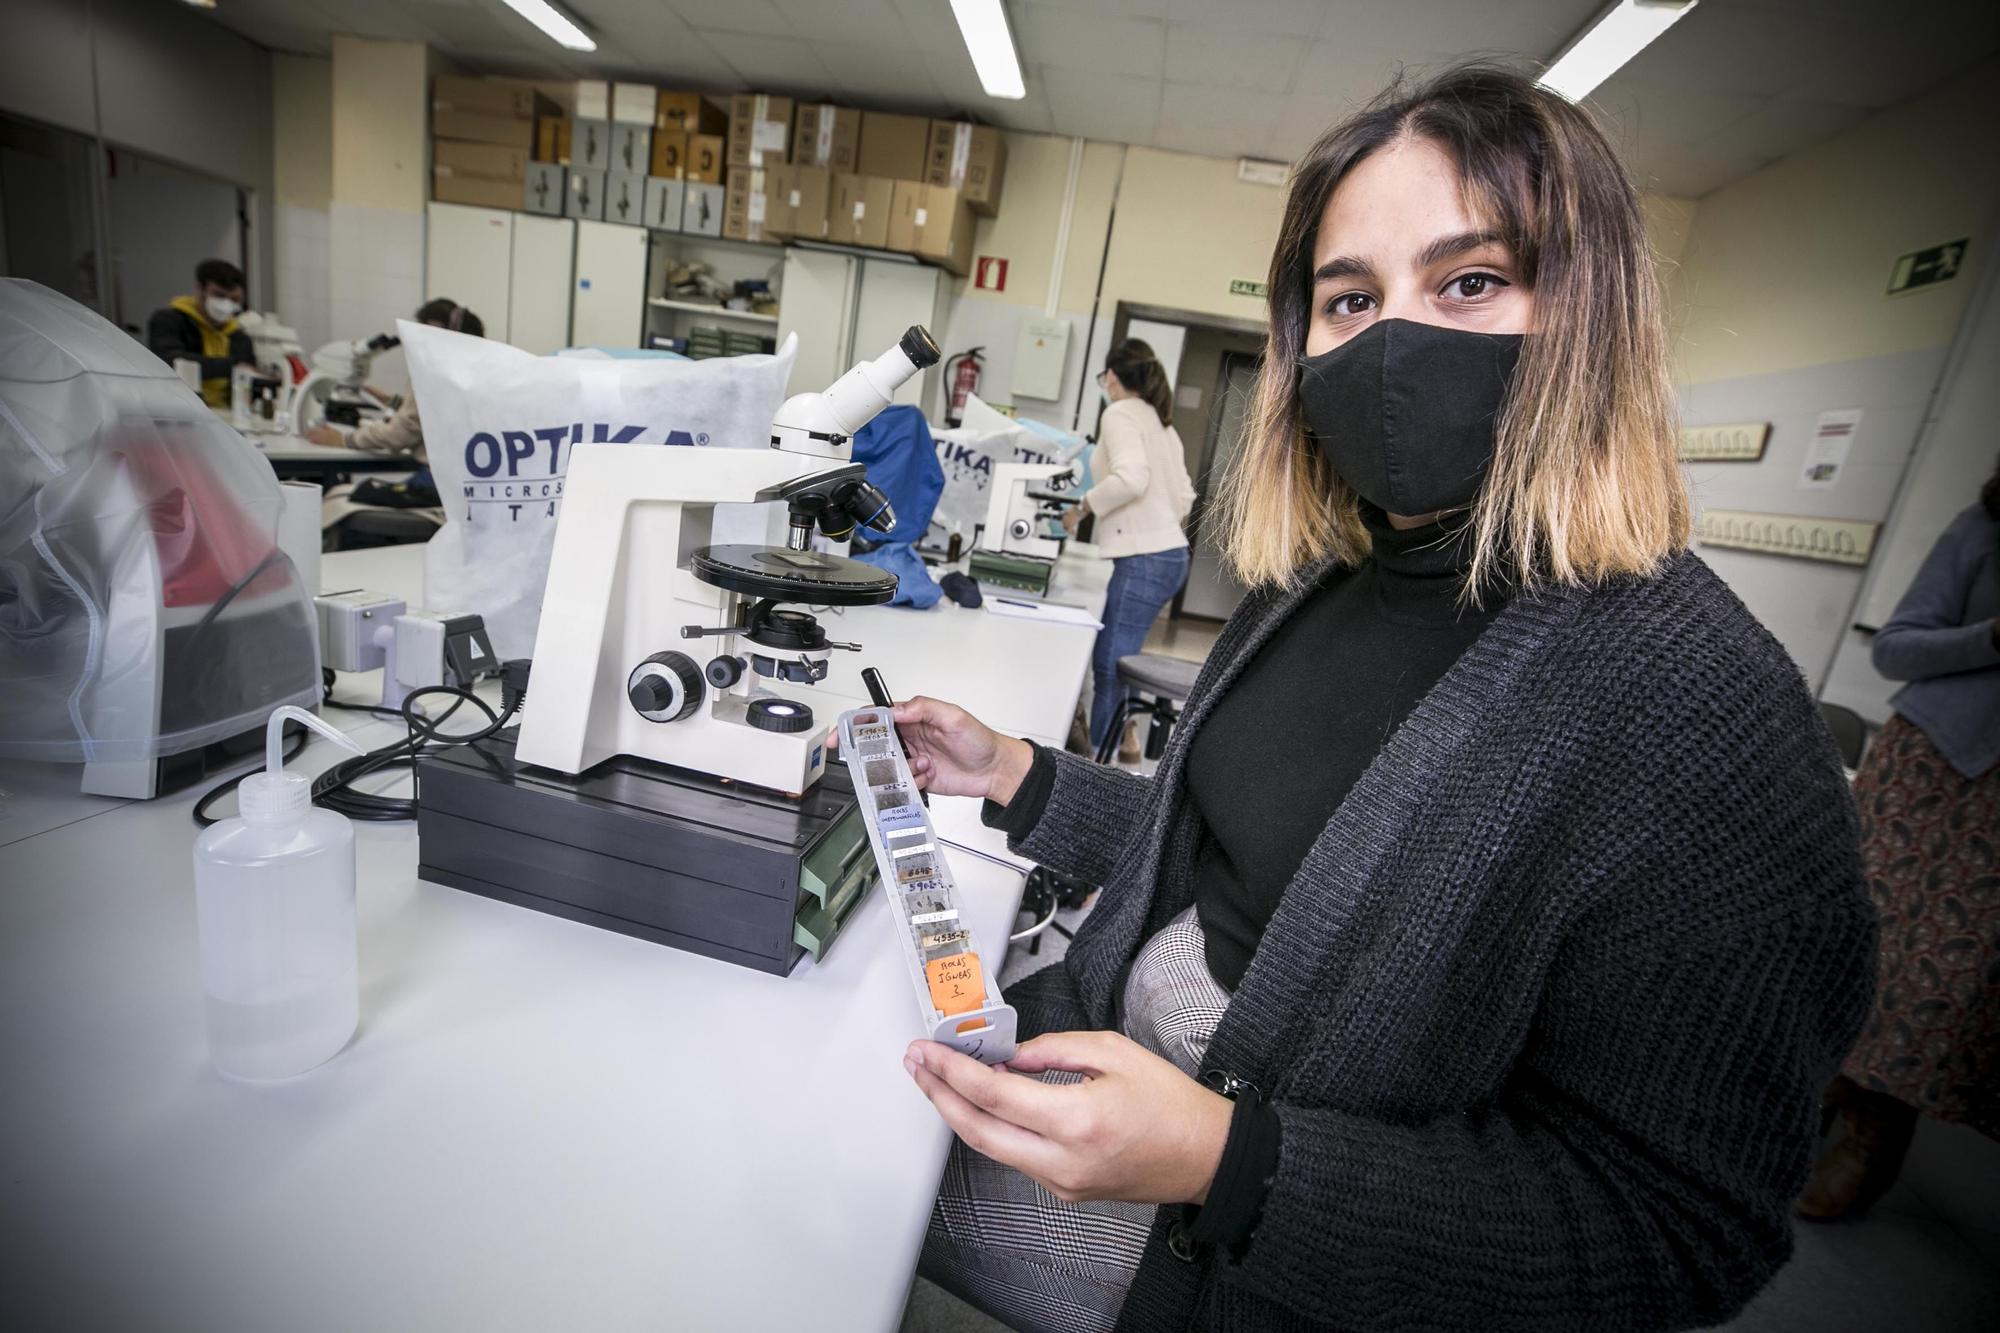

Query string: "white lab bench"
[0, 543, 1110, 1332]
[234, 425, 421, 486]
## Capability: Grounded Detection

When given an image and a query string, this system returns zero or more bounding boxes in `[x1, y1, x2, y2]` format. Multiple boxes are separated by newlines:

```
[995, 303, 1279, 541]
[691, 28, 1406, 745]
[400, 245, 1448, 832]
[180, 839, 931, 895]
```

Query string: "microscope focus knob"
[627, 651, 703, 723]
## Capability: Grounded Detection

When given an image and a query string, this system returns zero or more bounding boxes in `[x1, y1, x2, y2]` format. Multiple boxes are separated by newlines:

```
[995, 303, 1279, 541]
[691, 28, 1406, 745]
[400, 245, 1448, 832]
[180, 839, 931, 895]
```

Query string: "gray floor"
[902, 612, 2000, 1331]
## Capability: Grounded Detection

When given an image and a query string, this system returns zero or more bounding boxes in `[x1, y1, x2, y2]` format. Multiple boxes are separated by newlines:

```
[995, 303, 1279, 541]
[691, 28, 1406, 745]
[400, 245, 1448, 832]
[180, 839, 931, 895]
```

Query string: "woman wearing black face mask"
[894, 64, 1873, 1333]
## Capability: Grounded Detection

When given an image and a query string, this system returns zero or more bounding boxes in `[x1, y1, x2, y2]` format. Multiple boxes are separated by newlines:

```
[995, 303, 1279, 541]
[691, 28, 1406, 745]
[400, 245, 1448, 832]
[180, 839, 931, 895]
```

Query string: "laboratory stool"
[1094, 652, 1203, 765]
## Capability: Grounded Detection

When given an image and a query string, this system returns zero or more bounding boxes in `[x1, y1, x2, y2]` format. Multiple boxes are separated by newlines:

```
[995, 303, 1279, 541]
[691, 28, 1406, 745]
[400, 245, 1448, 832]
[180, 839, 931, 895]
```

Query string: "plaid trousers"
[918, 907, 1230, 1333]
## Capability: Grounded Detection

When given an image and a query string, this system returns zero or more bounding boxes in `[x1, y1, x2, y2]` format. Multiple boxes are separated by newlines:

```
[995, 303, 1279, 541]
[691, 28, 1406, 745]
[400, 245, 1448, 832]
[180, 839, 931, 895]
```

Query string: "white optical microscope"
[418, 327, 942, 976]
[513, 326, 942, 796]
[970, 462, 1080, 595]
[286, 332, 401, 435]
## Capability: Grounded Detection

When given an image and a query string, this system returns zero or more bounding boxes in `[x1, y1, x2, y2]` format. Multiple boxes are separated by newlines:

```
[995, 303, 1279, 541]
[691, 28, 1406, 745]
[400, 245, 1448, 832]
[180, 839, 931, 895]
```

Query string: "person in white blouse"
[1061, 338, 1198, 755]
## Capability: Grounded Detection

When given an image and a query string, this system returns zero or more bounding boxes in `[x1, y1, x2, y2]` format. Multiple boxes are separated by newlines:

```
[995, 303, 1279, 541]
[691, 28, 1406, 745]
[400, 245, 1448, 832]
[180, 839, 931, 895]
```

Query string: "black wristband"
[980, 740, 1057, 840]
[1181, 1091, 1282, 1259]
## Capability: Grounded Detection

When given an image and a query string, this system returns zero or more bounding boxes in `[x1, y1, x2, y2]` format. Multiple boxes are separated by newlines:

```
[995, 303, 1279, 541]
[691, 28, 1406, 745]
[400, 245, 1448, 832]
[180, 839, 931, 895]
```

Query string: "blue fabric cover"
[850, 405, 946, 608]
[852, 540, 941, 608]
[851, 405, 943, 545]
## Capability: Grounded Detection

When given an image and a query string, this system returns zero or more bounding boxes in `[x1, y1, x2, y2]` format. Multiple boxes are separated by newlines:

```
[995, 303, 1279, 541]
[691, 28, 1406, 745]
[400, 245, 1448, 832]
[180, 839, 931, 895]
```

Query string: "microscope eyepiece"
[899, 326, 941, 370]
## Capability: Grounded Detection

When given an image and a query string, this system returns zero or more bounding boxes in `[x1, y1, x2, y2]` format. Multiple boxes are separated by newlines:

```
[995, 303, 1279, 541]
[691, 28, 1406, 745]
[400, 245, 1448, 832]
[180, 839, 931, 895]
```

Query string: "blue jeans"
[1089, 546, 1191, 752]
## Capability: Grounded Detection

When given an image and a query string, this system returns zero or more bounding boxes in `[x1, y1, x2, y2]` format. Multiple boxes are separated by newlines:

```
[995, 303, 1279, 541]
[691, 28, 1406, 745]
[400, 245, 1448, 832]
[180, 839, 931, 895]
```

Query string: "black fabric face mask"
[1297, 319, 1524, 516]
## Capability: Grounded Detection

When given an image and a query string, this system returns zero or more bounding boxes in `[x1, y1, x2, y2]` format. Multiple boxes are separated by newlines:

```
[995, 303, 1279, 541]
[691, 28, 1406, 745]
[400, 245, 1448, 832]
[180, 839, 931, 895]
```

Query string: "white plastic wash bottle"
[192, 705, 367, 1080]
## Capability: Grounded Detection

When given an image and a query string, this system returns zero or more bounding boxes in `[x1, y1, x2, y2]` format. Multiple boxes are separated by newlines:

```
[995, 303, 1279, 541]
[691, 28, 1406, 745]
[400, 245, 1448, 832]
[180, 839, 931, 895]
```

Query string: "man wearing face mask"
[147, 258, 254, 409]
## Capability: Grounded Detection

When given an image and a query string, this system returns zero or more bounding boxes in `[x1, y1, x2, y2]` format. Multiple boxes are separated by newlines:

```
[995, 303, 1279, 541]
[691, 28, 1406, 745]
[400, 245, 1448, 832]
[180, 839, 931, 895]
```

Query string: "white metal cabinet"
[776, 247, 860, 395]
[508, 216, 575, 354]
[569, 220, 647, 349]
[426, 202, 514, 341]
[852, 258, 949, 412]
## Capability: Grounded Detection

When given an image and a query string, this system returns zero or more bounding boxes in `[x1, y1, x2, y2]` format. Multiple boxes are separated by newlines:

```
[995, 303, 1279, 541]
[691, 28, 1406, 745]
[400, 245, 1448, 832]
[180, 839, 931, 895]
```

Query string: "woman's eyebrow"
[1310, 254, 1375, 285]
[1415, 229, 1510, 268]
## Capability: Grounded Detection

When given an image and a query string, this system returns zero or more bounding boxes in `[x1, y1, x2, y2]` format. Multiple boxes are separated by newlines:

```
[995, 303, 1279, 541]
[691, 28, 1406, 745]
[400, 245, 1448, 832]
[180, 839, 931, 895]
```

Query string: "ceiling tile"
[887, 0, 979, 54]
[1592, 78, 1772, 152]
[1157, 82, 1287, 159]
[1618, 141, 1767, 199]
[1695, 96, 1869, 169]
[1788, 0, 2000, 108]
[770, 0, 921, 46]
[928, 56, 1052, 127]
[1163, 23, 1308, 93]
[407, 2, 545, 51]
[1609, 3, 1847, 100]
[810, 41, 943, 105]
[587, 17, 738, 87]
[1269, 91, 1373, 160]
[1012, 2, 1167, 78]
[697, 30, 838, 95]
[1290, 42, 1412, 104]
[1311, 0, 1601, 62]
[1041, 64, 1162, 146]
[667, 0, 794, 38]
[1164, 0, 1325, 37]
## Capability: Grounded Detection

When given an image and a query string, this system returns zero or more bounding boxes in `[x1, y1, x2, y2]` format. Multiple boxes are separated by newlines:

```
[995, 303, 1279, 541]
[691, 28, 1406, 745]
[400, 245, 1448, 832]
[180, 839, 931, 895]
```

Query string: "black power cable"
[192, 681, 519, 828]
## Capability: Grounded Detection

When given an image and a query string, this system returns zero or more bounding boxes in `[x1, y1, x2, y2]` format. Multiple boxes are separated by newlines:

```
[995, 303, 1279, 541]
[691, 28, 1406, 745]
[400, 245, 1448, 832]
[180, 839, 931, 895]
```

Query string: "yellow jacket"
[148, 296, 252, 407]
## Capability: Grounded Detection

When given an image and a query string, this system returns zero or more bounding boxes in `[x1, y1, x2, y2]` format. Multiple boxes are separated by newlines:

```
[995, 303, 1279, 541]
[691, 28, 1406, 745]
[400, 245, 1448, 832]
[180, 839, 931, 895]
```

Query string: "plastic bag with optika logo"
[401, 321, 797, 657]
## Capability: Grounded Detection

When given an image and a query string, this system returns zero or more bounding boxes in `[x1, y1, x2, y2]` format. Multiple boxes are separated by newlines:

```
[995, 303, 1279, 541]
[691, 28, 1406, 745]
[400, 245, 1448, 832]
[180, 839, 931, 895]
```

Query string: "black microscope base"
[416, 730, 867, 976]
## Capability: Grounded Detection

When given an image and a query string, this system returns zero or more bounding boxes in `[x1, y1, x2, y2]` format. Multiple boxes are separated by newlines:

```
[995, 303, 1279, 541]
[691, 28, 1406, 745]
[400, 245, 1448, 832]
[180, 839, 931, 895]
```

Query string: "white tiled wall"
[328, 200, 423, 394]
[273, 203, 331, 357]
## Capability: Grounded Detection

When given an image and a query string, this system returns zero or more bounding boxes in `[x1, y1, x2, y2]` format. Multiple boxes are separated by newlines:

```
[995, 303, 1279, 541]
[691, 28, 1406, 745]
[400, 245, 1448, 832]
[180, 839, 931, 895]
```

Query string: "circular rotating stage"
[690, 544, 898, 606]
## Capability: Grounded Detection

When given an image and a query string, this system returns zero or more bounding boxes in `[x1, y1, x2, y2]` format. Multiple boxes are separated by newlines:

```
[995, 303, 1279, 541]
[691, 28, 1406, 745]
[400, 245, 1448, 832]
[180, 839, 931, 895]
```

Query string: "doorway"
[1086, 301, 1266, 627]
[1178, 349, 1260, 620]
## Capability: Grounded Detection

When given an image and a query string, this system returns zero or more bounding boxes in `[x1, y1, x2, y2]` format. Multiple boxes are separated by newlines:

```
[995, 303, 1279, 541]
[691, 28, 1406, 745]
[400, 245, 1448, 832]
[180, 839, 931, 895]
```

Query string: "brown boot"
[1795, 1080, 1918, 1222]
[1118, 718, 1144, 765]
[1066, 707, 1093, 758]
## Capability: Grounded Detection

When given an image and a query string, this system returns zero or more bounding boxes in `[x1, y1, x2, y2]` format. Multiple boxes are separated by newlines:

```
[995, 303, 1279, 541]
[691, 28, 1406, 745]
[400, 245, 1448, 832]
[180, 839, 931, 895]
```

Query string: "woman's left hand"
[905, 1030, 1233, 1204]
[1060, 505, 1084, 537]
[302, 424, 343, 448]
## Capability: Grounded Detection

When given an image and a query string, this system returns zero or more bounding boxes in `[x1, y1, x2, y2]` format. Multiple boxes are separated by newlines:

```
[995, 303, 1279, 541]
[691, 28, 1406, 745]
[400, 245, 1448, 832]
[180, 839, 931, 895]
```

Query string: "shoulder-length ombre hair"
[1217, 64, 1688, 594]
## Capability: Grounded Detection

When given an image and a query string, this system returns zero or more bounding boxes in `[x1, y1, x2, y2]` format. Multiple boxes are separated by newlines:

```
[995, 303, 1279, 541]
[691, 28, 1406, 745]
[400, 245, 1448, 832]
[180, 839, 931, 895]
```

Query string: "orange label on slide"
[925, 952, 986, 1016]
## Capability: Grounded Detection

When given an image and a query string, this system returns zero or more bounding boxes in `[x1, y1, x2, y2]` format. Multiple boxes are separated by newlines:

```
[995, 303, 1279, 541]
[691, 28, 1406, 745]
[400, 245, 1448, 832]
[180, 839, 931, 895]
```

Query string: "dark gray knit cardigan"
[1000, 551, 1876, 1331]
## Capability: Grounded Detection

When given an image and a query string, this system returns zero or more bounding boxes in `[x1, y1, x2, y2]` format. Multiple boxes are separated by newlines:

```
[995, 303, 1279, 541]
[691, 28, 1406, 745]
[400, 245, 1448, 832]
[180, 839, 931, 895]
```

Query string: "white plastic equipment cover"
[403, 320, 797, 658]
[0, 280, 319, 764]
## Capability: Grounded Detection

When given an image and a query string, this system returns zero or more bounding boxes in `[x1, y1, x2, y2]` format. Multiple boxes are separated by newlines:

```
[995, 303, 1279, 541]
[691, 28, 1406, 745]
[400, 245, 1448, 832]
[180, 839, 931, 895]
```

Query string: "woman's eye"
[1444, 272, 1508, 301]
[1325, 291, 1374, 318]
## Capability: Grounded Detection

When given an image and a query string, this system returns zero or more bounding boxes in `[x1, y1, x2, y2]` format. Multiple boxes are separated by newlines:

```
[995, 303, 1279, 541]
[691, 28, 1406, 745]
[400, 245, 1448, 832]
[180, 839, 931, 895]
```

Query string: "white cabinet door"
[854, 259, 947, 412]
[426, 202, 513, 343]
[508, 216, 575, 354]
[776, 247, 857, 395]
[570, 221, 647, 349]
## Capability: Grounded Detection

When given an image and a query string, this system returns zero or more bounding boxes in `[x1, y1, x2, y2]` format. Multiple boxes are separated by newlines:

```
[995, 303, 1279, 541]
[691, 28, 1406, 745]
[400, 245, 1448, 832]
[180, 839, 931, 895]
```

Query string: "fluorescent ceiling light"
[951, 0, 1027, 100]
[497, 0, 596, 53]
[1537, 0, 1697, 102]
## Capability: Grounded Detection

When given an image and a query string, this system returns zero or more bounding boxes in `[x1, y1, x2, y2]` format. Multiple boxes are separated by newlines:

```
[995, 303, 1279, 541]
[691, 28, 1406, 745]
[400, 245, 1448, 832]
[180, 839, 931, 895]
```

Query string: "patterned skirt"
[1841, 713, 2000, 1139]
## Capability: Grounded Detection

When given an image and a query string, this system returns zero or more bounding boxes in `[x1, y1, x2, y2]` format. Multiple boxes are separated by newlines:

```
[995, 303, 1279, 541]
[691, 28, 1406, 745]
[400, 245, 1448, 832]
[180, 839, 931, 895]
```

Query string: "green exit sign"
[1888, 239, 1968, 295]
[1229, 278, 1268, 298]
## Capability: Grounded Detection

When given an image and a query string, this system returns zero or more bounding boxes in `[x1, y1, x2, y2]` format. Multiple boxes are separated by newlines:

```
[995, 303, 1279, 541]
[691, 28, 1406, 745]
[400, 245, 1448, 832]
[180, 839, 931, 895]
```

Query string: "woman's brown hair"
[1104, 338, 1174, 426]
[1216, 63, 1688, 594]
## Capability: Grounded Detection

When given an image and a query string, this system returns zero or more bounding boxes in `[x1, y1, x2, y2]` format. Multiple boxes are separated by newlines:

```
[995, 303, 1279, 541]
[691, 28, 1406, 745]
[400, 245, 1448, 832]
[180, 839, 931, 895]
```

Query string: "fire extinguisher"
[943, 346, 984, 426]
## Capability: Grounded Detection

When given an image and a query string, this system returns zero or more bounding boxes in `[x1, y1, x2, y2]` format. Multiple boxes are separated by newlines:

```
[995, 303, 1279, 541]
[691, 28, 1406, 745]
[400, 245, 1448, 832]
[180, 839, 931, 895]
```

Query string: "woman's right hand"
[892, 696, 1035, 805]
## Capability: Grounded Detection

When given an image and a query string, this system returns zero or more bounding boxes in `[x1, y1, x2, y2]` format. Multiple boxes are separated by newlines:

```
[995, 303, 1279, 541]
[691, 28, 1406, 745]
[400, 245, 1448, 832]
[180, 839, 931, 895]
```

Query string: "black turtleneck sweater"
[985, 507, 1506, 1254]
[1186, 507, 1505, 991]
